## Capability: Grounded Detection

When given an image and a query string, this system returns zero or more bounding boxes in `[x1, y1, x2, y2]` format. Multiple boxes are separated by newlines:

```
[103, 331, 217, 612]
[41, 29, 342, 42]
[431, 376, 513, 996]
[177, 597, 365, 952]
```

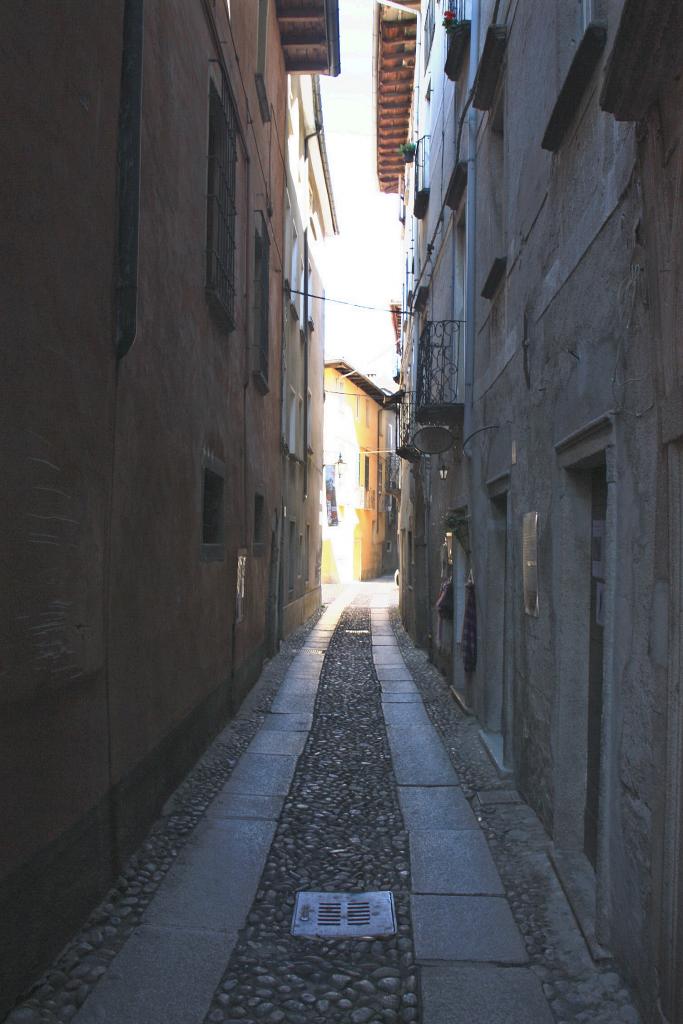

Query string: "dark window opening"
[252, 211, 270, 389]
[206, 76, 238, 330]
[202, 466, 225, 560]
[288, 520, 296, 592]
[254, 492, 265, 550]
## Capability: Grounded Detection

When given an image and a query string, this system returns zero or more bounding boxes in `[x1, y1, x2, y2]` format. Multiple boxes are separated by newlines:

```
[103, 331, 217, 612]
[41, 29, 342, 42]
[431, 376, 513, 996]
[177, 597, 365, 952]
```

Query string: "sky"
[319, 0, 404, 391]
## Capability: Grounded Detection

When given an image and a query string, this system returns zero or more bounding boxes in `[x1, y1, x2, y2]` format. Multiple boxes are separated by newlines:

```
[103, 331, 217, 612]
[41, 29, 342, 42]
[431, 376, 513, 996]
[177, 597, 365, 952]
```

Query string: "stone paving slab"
[381, 692, 424, 703]
[247, 729, 308, 756]
[383, 703, 434, 730]
[412, 895, 528, 963]
[146, 818, 276, 933]
[420, 964, 554, 1024]
[278, 675, 320, 694]
[398, 786, 476, 830]
[376, 666, 414, 682]
[371, 636, 400, 646]
[72, 925, 233, 1024]
[373, 649, 406, 665]
[388, 733, 460, 786]
[270, 692, 317, 714]
[476, 788, 522, 804]
[410, 830, 505, 895]
[260, 711, 312, 731]
[223, 751, 299, 795]
[205, 791, 284, 821]
[283, 664, 322, 679]
[380, 679, 419, 693]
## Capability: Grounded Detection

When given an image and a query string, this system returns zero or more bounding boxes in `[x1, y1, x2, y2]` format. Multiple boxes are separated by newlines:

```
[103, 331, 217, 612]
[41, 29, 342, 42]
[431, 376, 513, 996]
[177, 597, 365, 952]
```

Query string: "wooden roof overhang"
[276, 0, 341, 77]
[326, 360, 389, 405]
[375, 4, 418, 194]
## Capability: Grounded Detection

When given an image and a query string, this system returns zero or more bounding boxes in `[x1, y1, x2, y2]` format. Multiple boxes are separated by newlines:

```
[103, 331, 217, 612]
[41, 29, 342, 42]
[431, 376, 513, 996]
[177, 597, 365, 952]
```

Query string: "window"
[365, 398, 370, 427]
[580, 0, 597, 31]
[523, 511, 539, 616]
[305, 524, 310, 582]
[290, 226, 302, 320]
[298, 533, 303, 577]
[206, 75, 238, 330]
[306, 389, 312, 452]
[288, 387, 297, 454]
[288, 520, 296, 592]
[253, 492, 265, 552]
[364, 455, 370, 490]
[254, 0, 270, 123]
[252, 211, 270, 388]
[298, 396, 304, 458]
[235, 549, 247, 622]
[201, 459, 225, 561]
[424, 0, 435, 64]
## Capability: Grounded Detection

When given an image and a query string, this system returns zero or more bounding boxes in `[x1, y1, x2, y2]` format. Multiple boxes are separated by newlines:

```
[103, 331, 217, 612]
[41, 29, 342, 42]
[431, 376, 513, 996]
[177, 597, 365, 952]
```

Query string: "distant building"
[0, 0, 340, 1014]
[375, 0, 683, 1019]
[322, 361, 397, 583]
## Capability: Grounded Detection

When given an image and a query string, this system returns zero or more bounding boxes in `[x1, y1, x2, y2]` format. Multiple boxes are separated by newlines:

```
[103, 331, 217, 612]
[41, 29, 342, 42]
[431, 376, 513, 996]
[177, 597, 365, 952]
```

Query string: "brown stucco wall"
[0, 0, 287, 1013]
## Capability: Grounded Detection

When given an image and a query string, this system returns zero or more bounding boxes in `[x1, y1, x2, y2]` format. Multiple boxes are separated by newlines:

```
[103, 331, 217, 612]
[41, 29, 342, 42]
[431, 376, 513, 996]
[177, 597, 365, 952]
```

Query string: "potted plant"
[442, 9, 461, 32]
[398, 142, 416, 162]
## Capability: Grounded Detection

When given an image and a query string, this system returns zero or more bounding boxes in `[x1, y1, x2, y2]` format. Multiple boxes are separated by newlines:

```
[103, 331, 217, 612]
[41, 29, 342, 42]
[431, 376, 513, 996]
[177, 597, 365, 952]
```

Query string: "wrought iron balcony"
[416, 320, 464, 425]
[384, 454, 401, 495]
[414, 136, 430, 220]
[444, 0, 471, 82]
[396, 392, 421, 462]
[355, 487, 376, 511]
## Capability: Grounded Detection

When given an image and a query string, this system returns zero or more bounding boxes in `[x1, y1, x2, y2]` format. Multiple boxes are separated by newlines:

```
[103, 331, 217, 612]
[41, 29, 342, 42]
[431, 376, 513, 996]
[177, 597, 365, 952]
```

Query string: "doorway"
[585, 466, 607, 867]
[661, 440, 683, 1021]
[484, 493, 508, 737]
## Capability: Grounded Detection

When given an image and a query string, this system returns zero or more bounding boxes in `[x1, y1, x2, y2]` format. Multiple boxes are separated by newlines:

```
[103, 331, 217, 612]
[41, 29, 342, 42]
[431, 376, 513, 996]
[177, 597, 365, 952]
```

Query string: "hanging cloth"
[461, 576, 477, 673]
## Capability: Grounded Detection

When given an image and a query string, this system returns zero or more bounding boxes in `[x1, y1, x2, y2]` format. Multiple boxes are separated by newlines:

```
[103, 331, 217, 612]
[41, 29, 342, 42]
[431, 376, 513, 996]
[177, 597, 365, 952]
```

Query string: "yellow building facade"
[322, 362, 397, 583]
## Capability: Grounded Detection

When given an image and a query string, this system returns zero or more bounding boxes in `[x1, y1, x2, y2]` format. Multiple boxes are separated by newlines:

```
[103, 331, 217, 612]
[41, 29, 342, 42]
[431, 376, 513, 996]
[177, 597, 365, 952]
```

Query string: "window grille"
[523, 512, 539, 616]
[236, 549, 247, 622]
[446, 0, 468, 21]
[201, 457, 226, 562]
[253, 211, 270, 384]
[206, 74, 238, 330]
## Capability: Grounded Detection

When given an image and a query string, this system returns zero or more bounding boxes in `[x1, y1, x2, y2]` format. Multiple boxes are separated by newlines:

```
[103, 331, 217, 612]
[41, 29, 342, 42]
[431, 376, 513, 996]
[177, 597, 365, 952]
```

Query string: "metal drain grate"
[345, 629, 370, 634]
[301, 648, 327, 655]
[291, 891, 396, 938]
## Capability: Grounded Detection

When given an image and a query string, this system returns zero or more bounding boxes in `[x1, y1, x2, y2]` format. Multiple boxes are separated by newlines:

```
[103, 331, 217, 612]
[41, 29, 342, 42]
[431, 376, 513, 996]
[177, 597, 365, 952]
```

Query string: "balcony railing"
[444, 0, 471, 81]
[446, 0, 468, 19]
[355, 487, 376, 511]
[384, 454, 401, 494]
[396, 392, 421, 462]
[416, 320, 464, 425]
[414, 136, 430, 220]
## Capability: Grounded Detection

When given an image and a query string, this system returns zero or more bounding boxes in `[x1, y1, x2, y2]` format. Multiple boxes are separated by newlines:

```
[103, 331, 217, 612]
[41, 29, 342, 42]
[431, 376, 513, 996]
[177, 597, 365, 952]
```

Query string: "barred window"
[206, 74, 238, 330]
[252, 211, 270, 387]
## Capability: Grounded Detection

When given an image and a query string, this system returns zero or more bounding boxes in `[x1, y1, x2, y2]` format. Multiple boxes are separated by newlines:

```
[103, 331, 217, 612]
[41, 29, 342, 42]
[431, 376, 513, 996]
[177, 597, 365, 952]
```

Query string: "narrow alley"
[3, 2, 682, 1022]
[6, 582, 641, 1024]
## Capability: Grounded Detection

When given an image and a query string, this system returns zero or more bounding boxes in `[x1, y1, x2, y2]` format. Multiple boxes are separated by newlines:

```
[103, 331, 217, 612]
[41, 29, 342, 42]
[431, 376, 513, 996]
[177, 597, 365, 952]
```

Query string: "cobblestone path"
[3, 582, 645, 1024]
[203, 606, 418, 1024]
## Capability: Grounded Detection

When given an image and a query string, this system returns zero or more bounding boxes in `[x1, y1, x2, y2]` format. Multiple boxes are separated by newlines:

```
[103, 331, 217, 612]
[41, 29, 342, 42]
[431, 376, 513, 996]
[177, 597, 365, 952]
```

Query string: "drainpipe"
[463, 0, 480, 442]
[303, 230, 310, 500]
[115, 0, 144, 360]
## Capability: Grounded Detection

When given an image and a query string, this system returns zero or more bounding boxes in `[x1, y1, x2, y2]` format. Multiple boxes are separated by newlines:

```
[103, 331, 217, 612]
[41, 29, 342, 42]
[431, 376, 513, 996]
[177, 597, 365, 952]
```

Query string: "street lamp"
[336, 452, 345, 478]
[438, 462, 448, 480]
